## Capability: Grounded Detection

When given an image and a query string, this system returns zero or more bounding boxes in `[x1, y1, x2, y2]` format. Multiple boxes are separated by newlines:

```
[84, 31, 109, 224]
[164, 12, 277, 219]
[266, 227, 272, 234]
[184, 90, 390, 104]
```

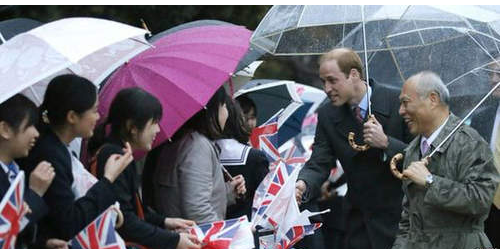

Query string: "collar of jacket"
[429, 114, 461, 155]
[331, 78, 391, 124]
[404, 114, 460, 157]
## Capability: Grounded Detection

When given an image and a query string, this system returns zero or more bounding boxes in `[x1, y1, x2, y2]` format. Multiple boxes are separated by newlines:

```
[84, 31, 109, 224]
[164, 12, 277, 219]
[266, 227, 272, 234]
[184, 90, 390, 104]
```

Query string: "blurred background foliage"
[0, 5, 324, 88]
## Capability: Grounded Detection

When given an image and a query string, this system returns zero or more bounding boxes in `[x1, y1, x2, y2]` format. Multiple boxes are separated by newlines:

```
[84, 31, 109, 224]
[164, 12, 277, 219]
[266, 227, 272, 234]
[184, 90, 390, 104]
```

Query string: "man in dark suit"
[0, 94, 55, 248]
[295, 48, 413, 249]
[470, 58, 499, 249]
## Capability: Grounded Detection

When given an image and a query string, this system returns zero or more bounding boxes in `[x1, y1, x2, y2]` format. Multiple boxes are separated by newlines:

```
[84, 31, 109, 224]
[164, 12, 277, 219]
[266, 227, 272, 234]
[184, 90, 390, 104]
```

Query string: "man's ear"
[350, 68, 359, 79]
[0, 121, 13, 140]
[428, 91, 441, 107]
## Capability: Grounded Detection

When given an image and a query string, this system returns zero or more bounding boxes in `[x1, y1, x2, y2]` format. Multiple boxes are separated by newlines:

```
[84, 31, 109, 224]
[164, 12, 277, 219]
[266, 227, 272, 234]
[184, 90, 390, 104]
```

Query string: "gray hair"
[409, 71, 450, 105]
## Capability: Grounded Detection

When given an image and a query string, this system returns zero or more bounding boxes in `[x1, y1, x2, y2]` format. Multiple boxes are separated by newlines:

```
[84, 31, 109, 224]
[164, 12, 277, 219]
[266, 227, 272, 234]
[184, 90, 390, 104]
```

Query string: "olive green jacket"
[392, 114, 499, 249]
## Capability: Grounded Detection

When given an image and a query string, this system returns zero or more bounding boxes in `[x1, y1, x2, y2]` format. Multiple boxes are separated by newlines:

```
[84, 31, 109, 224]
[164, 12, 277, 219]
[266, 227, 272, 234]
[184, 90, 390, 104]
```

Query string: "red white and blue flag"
[250, 111, 281, 162]
[189, 216, 253, 249]
[70, 204, 125, 249]
[267, 144, 306, 171]
[0, 171, 27, 249]
[275, 223, 322, 249]
[252, 161, 300, 230]
[251, 109, 308, 170]
[280, 145, 306, 166]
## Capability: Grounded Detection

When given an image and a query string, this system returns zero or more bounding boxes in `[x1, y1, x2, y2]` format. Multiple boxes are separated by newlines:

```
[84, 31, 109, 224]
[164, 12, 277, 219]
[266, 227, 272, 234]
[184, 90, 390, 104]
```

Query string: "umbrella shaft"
[361, 5, 372, 115]
[428, 82, 500, 158]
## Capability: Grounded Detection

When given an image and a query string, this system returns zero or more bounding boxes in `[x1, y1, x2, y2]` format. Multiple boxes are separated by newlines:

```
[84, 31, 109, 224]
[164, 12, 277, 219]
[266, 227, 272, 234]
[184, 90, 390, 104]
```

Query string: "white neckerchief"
[67, 146, 97, 199]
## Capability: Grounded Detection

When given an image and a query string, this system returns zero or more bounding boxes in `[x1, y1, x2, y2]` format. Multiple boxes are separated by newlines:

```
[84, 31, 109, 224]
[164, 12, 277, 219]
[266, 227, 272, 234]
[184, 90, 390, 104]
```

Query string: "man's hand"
[319, 180, 332, 201]
[165, 217, 196, 231]
[363, 116, 389, 149]
[176, 233, 201, 249]
[295, 180, 307, 205]
[402, 158, 430, 187]
[29, 161, 55, 197]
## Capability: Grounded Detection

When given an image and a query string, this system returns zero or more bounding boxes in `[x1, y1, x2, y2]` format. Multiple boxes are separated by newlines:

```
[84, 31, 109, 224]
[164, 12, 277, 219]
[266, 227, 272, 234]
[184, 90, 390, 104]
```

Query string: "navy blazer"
[17, 126, 117, 241]
[224, 148, 269, 220]
[96, 136, 180, 249]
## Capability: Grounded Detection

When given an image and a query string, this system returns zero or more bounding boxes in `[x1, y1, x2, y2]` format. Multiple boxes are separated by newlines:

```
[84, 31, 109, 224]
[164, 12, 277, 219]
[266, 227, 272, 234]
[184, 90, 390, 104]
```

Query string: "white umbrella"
[0, 17, 151, 105]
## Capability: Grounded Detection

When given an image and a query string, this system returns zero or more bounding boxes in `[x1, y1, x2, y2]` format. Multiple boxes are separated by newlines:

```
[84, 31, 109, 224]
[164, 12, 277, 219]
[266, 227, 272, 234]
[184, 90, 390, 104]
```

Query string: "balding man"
[392, 71, 499, 249]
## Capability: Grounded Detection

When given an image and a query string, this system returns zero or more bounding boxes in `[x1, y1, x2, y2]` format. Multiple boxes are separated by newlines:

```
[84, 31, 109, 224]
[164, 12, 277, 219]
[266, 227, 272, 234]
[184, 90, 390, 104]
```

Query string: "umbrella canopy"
[0, 17, 150, 105]
[0, 18, 43, 44]
[252, 5, 499, 55]
[234, 79, 304, 127]
[252, 5, 500, 119]
[98, 24, 253, 149]
[149, 19, 267, 73]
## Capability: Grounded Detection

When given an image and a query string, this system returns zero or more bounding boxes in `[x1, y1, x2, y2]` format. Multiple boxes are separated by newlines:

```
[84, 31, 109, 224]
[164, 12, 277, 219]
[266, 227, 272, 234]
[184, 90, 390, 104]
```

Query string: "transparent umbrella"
[252, 5, 500, 150]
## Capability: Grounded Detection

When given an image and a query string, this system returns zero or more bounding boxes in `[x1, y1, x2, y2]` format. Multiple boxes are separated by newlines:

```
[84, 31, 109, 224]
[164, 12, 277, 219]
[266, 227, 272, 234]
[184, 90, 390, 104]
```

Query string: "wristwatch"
[425, 174, 434, 188]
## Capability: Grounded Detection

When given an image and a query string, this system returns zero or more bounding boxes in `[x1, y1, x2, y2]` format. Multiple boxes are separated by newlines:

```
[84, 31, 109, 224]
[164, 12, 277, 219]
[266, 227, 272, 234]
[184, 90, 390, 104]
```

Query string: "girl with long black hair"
[88, 87, 200, 249]
[146, 87, 246, 224]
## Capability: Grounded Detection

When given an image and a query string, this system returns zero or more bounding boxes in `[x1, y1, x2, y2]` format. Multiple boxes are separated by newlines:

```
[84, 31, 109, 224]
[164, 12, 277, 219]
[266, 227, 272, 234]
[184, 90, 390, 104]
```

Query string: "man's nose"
[398, 104, 405, 116]
[324, 83, 331, 93]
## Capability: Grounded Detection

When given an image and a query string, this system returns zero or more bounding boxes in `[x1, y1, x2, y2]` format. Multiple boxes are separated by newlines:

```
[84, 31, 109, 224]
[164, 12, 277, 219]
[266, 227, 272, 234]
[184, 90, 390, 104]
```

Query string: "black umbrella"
[0, 18, 43, 44]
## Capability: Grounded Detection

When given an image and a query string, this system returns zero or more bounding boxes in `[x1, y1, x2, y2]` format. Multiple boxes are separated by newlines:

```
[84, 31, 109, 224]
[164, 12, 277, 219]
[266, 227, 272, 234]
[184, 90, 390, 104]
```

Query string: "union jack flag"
[250, 112, 281, 162]
[252, 161, 299, 229]
[189, 216, 251, 249]
[275, 223, 322, 249]
[280, 145, 305, 166]
[0, 171, 27, 249]
[70, 205, 125, 249]
[268, 144, 307, 171]
[251, 110, 307, 169]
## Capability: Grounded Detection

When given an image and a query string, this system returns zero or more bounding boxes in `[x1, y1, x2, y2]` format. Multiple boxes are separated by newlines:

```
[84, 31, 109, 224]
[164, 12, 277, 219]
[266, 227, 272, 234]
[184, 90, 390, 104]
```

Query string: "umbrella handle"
[347, 115, 377, 151]
[390, 153, 405, 180]
[111, 205, 125, 228]
[348, 132, 370, 151]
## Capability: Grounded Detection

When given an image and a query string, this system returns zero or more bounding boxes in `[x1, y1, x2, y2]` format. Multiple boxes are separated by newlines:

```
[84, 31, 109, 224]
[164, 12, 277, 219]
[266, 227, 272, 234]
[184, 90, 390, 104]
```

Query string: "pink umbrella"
[98, 24, 252, 149]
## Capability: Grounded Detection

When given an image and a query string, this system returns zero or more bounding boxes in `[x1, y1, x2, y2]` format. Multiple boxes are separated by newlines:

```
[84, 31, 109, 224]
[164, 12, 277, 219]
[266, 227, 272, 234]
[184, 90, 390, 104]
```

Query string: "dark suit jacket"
[17, 126, 118, 242]
[224, 148, 269, 219]
[298, 80, 413, 248]
[471, 103, 498, 143]
[96, 136, 180, 249]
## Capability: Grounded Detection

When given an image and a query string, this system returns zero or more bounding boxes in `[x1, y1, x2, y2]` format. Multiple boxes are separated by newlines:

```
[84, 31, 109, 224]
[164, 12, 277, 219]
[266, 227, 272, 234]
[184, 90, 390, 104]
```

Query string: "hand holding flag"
[0, 171, 28, 249]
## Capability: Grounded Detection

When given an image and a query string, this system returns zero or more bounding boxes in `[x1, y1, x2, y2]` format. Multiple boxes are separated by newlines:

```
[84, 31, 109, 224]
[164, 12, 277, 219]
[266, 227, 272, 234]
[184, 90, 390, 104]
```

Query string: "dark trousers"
[323, 227, 344, 249]
[342, 202, 400, 249]
[484, 204, 499, 248]
[344, 209, 372, 249]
